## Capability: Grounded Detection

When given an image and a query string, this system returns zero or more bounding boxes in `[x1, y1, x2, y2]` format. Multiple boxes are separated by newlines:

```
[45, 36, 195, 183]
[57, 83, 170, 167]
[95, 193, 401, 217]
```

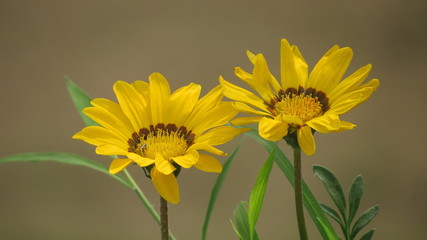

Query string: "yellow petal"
[308, 47, 353, 94]
[186, 85, 223, 129]
[149, 72, 171, 124]
[280, 38, 304, 90]
[235, 67, 256, 90]
[230, 116, 263, 126]
[355, 80, 380, 105]
[297, 126, 316, 156]
[291, 45, 309, 87]
[331, 84, 376, 117]
[359, 78, 380, 91]
[307, 45, 339, 88]
[109, 158, 133, 174]
[192, 102, 238, 136]
[306, 114, 340, 133]
[167, 83, 201, 126]
[95, 144, 128, 156]
[151, 169, 180, 204]
[127, 152, 155, 167]
[187, 143, 226, 156]
[246, 50, 257, 64]
[83, 106, 133, 139]
[334, 121, 356, 132]
[238, 56, 282, 95]
[113, 81, 148, 131]
[72, 126, 127, 148]
[220, 77, 267, 111]
[91, 98, 133, 129]
[195, 154, 222, 173]
[172, 150, 199, 168]
[328, 91, 364, 115]
[196, 126, 250, 146]
[252, 54, 278, 101]
[232, 102, 271, 117]
[280, 114, 303, 126]
[357, 87, 376, 105]
[328, 64, 372, 103]
[131, 80, 150, 99]
[258, 117, 289, 141]
[131, 81, 152, 121]
[155, 153, 176, 175]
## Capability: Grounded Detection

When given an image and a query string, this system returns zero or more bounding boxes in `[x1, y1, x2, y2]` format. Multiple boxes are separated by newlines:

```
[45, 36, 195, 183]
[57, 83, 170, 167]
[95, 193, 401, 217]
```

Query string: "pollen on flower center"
[127, 123, 195, 161]
[274, 94, 323, 123]
[138, 130, 188, 160]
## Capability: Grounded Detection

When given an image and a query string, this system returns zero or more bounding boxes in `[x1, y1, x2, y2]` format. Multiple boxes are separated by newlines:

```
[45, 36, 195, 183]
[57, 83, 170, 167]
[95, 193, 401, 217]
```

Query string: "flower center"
[127, 123, 195, 160]
[137, 130, 188, 160]
[275, 94, 323, 123]
[266, 87, 329, 124]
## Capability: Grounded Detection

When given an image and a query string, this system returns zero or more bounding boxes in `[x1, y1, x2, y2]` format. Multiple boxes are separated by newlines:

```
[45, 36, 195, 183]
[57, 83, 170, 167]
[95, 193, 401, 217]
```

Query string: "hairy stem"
[160, 197, 169, 240]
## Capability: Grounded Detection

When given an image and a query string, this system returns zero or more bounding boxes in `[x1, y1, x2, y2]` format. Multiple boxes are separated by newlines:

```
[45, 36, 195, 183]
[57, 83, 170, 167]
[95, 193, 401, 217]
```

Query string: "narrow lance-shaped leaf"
[320, 203, 345, 232]
[233, 201, 259, 240]
[351, 205, 379, 239]
[244, 128, 339, 240]
[348, 175, 365, 224]
[65, 76, 98, 126]
[0, 152, 132, 188]
[234, 202, 250, 240]
[230, 219, 243, 240]
[359, 229, 375, 240]
[317, 217, 339, 240]
[202, 141, 243, 240]
[248, 146, 275, 239]
[313, 165, 347, 220]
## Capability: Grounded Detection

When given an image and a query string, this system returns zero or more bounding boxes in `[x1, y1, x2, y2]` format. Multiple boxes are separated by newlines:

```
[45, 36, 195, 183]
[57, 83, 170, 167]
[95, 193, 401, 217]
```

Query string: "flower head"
[220, 39, 379, 155]
[73, 73, 248, 203]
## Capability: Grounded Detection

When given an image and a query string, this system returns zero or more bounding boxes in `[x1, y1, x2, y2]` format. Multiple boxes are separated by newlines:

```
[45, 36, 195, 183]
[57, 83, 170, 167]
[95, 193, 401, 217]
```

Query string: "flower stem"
[293, 147, 308, 240]
[122, 169, 176, 240]
[160, 196, 169, 240]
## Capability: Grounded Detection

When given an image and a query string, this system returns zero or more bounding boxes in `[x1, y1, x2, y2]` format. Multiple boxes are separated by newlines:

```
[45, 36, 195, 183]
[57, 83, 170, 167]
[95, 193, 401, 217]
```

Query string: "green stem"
[122, 169, 176, 240]
[345, 219, 350, 240]
[160, 197, 169, 240]
[293, 147, 308, 240]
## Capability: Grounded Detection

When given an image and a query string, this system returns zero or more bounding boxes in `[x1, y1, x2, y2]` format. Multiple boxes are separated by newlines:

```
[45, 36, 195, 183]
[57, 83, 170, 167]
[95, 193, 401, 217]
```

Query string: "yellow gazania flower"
[220, 38, 379, 156]
[73, 73, 248, 204]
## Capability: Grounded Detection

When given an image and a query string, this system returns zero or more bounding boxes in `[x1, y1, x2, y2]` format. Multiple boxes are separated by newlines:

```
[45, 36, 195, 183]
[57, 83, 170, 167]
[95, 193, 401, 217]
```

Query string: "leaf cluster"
[314, 165, 379, 240]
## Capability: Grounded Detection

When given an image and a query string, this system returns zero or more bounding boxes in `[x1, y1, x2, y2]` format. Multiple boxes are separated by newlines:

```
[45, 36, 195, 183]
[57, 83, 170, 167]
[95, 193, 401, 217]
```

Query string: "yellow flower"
[220, 38, 379, 156]
[73, 73, 248, 204]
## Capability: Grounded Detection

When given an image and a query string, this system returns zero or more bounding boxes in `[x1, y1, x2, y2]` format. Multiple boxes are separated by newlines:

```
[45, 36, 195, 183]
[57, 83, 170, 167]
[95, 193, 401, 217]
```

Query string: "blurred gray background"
[1, 0, 426, 239]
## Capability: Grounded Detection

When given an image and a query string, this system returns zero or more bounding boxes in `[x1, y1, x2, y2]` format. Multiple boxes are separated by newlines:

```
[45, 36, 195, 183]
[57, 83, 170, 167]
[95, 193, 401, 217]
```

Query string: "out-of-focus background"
[1, 1, 426, 239]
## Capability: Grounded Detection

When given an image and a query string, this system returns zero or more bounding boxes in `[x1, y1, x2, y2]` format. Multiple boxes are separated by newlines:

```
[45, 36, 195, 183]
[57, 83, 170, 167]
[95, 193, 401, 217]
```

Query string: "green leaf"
[351, 205, 379, 239]
[248, 146, 275, 239]
[202, 141, 243, 240]
[320, 203, 344, 228]
[317, 217, 339, 240]
[244, 129, 339, 240]
[65, 76, 98, 126]
[233, 202, 259, 240]
[234, 202, 250, 240]
[230, 219, 243, 239]
[359, 229, 375, 240]
[349, 175, 365, 224]
[313, 165, 347, 220]
[0, 152, 131, 188]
